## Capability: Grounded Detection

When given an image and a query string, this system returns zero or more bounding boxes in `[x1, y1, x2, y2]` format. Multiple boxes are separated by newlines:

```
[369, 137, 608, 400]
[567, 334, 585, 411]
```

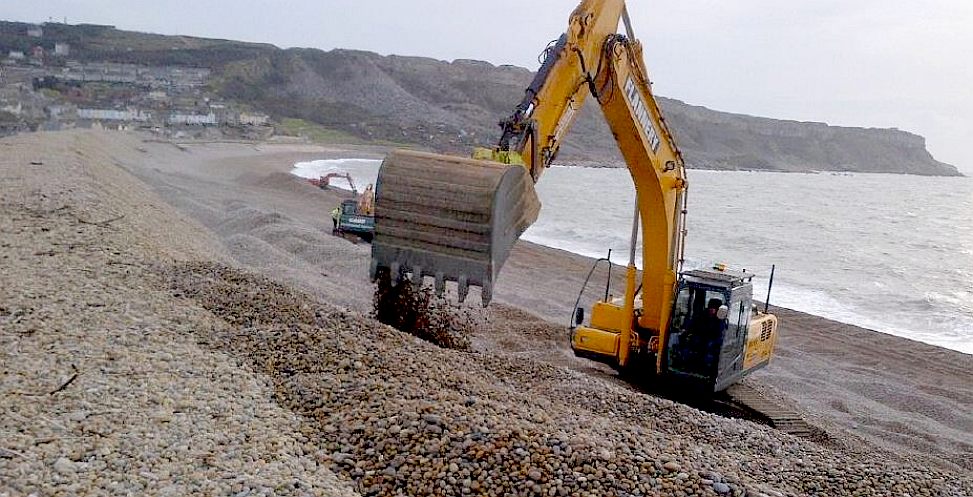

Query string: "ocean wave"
[291, 159, 381, 191]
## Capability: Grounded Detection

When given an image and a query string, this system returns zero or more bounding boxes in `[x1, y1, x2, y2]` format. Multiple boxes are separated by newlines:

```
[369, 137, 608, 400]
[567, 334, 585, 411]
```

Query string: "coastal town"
[0, 21, 271, 139]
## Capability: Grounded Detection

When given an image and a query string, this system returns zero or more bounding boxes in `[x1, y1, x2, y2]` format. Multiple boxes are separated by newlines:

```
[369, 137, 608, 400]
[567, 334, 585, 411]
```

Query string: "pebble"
[66, 411, 88, 422]
[158, 262, 973, 497]
[53, 457, 76, 474]
[4, 139, 970, 497]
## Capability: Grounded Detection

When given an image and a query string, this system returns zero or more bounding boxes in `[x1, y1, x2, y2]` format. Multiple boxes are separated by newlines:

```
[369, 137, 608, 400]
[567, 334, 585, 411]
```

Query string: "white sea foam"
[291, 158, 973, 355]
[291, 158, 382, 191]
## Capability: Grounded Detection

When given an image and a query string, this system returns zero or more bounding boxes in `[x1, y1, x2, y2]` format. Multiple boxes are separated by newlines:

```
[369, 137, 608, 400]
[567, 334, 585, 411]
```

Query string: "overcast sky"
[3, 0, 971, 173]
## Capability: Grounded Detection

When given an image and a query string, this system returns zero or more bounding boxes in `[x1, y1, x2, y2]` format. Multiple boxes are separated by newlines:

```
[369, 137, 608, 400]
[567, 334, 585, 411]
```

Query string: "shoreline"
[294, 154, 972, 356]
[2, 130, 970, 493]
[289, 148, 969, 177]
[551, 159, 967, 177]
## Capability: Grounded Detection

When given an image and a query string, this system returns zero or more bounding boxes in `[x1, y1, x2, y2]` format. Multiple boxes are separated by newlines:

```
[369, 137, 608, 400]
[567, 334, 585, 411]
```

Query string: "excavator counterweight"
[370, 150, 540, 304]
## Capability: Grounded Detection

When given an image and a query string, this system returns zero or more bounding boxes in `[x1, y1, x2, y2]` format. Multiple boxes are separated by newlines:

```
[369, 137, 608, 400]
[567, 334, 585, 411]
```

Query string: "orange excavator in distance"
[369, 0, 780, 396]
[309, 172, 358, 193]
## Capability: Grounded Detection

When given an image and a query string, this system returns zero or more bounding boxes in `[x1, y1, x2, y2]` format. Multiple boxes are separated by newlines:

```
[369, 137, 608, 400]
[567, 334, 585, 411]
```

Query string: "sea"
[292, 159, 973, 355]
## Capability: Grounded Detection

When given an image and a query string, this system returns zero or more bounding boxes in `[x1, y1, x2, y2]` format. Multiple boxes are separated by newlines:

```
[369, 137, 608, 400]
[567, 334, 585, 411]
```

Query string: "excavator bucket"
[369, 149, 540, 305]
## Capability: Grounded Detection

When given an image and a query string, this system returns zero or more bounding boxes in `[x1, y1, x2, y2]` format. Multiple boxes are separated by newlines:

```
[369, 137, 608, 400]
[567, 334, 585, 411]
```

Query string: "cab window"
[729, 299, 748, 332]
[672, 287, 691, 328]
[672, 287, 726, 331]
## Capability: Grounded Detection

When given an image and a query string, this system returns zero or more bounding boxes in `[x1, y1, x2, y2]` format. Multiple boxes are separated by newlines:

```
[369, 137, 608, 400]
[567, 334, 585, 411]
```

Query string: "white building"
[169, 112, 217, 126]
[8, 51, 25, 60]
[239, 112, 270, 126]
[54, 43, 70, 56]
[1, 102, 23, 116]
[78, 108, 151, 122]
[46, 104, 76, 119]
[27, 26, 43, 38]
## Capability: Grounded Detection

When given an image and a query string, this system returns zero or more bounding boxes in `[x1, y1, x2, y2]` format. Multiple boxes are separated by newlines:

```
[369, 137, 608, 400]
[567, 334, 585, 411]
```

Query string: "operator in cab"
[694, 298, 724, 335]
[697, 298, 726, 373]
[680, 297, 725, 375]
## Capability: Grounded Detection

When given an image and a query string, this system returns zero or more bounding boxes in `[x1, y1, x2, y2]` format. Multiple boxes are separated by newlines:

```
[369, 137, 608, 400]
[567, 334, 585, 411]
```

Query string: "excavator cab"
[665, 267, 774, 392]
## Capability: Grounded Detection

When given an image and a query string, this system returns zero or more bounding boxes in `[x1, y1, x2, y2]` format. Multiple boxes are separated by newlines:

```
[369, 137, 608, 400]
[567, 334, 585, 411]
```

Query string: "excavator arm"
[584, 11, 688, 367]
[487, 1, 615, 179]
[372, 0, 779, 391]
[488, 0, 689, 368]
[370, 0, 687, 344]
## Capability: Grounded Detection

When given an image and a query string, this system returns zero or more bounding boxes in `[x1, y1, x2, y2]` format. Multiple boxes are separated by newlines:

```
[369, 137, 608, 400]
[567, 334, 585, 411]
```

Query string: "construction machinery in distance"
[309, 172, 358, 193]
[369, 0, 780, 395]
[311, 171, 375, 242]
[332, 183, 375, 242]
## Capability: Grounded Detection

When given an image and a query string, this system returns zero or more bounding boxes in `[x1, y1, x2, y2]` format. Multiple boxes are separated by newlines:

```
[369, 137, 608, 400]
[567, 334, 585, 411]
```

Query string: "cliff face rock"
[1, 20, 958, 176]
[220, 48, 958, 175]
[245, 49, 539, 149]
[655, 100, 957, 175]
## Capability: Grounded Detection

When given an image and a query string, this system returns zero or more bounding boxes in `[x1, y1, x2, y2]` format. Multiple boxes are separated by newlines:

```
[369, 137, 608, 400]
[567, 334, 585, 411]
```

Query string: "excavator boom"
[371, 0, 680, 307]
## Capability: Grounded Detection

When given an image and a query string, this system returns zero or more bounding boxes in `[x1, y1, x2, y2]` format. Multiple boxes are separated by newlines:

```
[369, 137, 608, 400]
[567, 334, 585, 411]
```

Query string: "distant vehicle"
[336, 199, 374, 242]
[309, 172, 358, 194]
[334, 185, 375, 242]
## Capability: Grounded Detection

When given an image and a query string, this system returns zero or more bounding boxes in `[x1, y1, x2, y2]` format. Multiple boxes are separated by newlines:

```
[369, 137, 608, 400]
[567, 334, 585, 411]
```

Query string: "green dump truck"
[335, 199, 374, 242]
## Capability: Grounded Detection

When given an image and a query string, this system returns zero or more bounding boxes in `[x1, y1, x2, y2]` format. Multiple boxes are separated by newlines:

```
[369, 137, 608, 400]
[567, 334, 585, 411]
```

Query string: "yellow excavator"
[369, 0, 778, 393]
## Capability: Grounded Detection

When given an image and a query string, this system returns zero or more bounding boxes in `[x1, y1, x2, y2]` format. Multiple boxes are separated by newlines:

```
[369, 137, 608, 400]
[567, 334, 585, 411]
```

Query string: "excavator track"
[622, 370, 814, 439]
[721, 383, 813, 437]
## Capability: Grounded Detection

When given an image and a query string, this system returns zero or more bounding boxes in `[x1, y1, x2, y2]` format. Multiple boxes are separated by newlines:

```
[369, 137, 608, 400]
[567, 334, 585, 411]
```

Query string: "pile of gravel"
[373, 270, 475, 350]
[0, 206, 359, 497]
[1, 131, 358, 497]
[5, 131, 970, 497]
[163, 262, 973, 497]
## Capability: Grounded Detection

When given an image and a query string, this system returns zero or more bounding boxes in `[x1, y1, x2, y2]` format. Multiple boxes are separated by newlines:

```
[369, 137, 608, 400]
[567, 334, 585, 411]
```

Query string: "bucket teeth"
[434, 272, 445, 297]
[457, 275, 469, 303]
[369, 149, 540, 307]
[368, 259, 379, 281]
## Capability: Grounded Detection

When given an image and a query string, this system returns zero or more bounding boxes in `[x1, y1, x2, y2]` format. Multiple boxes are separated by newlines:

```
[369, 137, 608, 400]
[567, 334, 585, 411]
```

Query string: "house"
[1, 102, 23, 116]
[78, 108, 151, 122]
[239, 112, 270, 126]
[54, 43, 70, 57]
[27, 25, 43, 38]
[169, 112, 217, 126]
[8, 51, 25, 60]
[46, 104, 77, 120]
